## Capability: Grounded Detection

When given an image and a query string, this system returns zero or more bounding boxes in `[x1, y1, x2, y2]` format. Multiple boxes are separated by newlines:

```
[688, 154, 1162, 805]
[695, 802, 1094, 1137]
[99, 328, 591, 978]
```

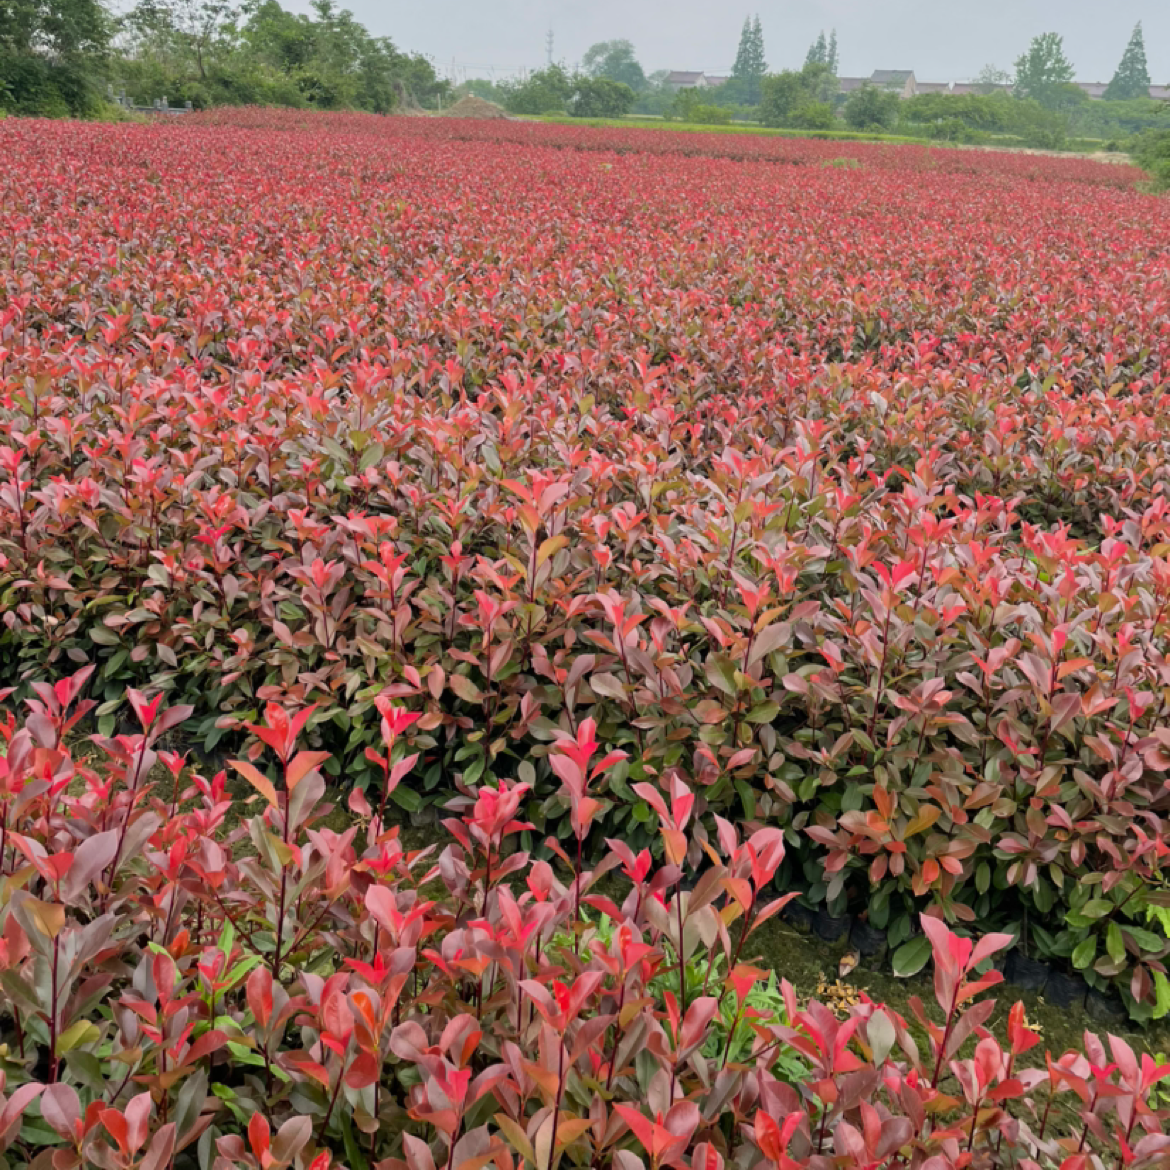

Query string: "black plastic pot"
[1044, 970, 1087, 1009]
[782, 901, 816, 935]
[814, 908, 852, 943]
[1085, 988, 1128, 1027]
[850, 920, 888, 962]
[1003, 950, 1051, 993]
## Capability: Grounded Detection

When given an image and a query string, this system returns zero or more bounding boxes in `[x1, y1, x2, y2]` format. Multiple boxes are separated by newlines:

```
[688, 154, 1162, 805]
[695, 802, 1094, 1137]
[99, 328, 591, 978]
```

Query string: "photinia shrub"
[0, 684, 1166, 1166]
[1, 111, 1170, 1011]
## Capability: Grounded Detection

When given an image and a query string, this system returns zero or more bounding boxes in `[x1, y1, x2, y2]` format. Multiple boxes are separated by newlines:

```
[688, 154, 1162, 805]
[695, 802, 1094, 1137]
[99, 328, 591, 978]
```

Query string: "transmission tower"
[546, 29, 554, 66]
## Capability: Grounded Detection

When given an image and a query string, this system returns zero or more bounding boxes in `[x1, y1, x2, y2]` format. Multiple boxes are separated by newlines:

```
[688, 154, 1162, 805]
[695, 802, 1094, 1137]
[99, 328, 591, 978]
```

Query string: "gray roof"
[870, 70, 915, 85]
[665, 71, 706, 85]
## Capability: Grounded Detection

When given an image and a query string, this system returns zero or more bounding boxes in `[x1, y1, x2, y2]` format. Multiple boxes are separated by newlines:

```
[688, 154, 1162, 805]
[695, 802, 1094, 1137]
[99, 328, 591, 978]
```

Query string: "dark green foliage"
[568, 76, 635, 118]
[759, 62, 836, 128]
[791, 101, 834, 130]
[901, 92, 1014, 132]
[1104, 23, 1151, 102]
[900, 90, 1070, 148]
[2, 0, 448, 116]
[0, 50, 103, 115]
[1013, 32, 1075, 109]
[0, 0, 109, 58]
[580, 39, 646, 92]
[1133, 129, 1170, 190]
[826, 29, 839, 77]
[0, 0, 109, 114]
[500, 67, 633, 120]
[842, 82, 900, 130]
[499, 64, 573, 115]
[669, 89, 732, 124]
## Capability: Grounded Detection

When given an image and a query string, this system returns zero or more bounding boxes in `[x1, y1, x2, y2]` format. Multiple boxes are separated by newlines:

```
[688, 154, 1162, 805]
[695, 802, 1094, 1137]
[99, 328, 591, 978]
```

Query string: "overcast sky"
[285, 0, 1168, 85]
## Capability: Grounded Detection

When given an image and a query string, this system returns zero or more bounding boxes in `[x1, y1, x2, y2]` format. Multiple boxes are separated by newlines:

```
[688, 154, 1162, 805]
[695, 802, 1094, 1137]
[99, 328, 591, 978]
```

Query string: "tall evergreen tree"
[826, 29, 839, 76]
[1104, 23, 1150, 101]
[805, 30, 826, 68]
[731, 13, 766, 104]
[750, 15, 766, 76]
[731, 17, 753, 81]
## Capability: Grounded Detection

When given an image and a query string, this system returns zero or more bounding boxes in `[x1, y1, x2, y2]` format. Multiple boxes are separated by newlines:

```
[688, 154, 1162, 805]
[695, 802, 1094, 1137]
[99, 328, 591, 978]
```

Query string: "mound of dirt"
[442, 96, 510, 120]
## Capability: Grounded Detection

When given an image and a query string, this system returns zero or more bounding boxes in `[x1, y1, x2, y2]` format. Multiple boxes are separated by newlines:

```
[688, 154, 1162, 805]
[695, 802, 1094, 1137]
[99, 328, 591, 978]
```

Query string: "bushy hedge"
[1133, 128, 1170, 190]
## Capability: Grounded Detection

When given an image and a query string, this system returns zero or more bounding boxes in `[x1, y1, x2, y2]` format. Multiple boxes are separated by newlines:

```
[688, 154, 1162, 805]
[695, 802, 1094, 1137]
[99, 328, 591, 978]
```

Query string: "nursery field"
[1, 110, 1170, 1168]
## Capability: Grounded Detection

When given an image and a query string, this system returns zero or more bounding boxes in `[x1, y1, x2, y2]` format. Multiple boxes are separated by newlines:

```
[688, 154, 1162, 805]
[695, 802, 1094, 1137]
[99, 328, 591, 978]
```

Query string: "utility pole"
[546, 28, 554, 66]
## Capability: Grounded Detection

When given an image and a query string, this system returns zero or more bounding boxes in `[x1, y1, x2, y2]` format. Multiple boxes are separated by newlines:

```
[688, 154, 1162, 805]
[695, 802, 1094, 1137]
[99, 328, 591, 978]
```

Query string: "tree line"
[473, 21, 1166, 150]
[2, 0, 1166, 148]
[1, 0, 449, 117]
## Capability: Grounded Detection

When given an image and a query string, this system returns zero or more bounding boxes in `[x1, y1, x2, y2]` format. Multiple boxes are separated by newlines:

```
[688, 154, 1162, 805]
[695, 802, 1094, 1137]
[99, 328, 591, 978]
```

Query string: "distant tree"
[760, 61, 836, 126]
[826, 29, 839, 76]
[0, 0, 110, 114]
[569, 76, 635, 117]
[1104, 23, 1150, 101]
[1, 0, 110, 58]
[731, 13, 766, 104]
[580, 38, 646, 91]
[793, 101, 834, 129]
[1013, 32, 1074, 109]
[842, 82, 899, 130]
[122, 0, 236, 81]
[500, 63, 573, 114]
[241, 0, 314, 71]
[973, 63, 1011, 94]
[1132, 127, 1170, 190]
[805, 30, 826, 68]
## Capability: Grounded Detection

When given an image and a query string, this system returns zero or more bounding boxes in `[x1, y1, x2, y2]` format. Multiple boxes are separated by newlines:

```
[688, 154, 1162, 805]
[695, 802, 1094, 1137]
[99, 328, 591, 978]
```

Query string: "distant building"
[869, 70, 917, 98]
[663, 71, 732, 91]
[831, 70, 1170, 102]
[837, 70, 917, 99]
[1068, 80, 1170, 101]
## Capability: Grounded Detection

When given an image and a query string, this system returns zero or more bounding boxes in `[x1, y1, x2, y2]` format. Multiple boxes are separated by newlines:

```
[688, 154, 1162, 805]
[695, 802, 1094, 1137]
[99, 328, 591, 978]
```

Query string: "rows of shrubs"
[0, 116, 1168, 1023]
[1, 676, 1169, 1167]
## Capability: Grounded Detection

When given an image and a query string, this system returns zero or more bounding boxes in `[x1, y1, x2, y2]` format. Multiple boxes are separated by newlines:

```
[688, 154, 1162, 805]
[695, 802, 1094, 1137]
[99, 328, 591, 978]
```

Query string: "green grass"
[524, 114, 932, 146]
[523, 115, 1123, 157]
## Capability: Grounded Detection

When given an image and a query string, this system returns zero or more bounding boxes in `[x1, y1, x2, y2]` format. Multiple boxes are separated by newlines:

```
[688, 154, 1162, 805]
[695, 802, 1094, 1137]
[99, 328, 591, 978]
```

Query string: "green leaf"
[1154, 971, 1170, 1021]
[359, 441, 385, 471]
[892, 936, 932, 978]
[1081, 899, 1113, 920]
[1106, 921, 1126, 965]
[735, 780, 757, 820]
[341, 1112, 371, 1170]
[390, 786, 422, 813]
[745, 701, 780, 725]
[1071, 937, 1096, 969]
[704, 655, 739, 698]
